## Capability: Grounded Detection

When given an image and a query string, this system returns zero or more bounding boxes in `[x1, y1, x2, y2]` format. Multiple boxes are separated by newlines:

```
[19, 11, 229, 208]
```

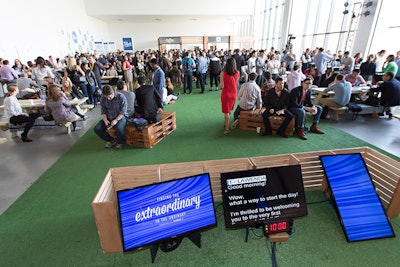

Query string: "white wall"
[107, 21, 235, 51]
[0, 0, 109, 63]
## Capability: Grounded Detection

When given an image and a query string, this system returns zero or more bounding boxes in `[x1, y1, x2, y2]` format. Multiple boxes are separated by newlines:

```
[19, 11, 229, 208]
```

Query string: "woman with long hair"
[220, 57, 240, 135]
[45, 84, 80, 131]
[122, 55, 133, 91]
[3, 85, 40, 142]
[64, 57, 88, 99]
[360, 54, 376, 83]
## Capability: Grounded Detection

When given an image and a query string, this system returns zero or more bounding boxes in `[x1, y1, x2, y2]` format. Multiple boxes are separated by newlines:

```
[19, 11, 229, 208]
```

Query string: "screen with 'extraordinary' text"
[221, 165, 307, 228]
[117, 173, 216, 251]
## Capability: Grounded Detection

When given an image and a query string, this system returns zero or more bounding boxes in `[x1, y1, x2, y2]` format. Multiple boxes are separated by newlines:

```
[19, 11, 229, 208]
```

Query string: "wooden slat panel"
[111, 165, 160, 191]
[160, 161, 205, 182]
[181, 36, 203, 43]
[93, 170, 113, 203]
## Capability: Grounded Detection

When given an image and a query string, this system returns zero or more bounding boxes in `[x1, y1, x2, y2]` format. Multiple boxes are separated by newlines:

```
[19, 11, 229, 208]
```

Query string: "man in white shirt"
[231, 72, 262, 129]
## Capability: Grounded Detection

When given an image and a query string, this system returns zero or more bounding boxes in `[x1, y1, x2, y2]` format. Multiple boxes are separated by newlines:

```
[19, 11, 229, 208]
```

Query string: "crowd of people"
[1, 46, 400, 144]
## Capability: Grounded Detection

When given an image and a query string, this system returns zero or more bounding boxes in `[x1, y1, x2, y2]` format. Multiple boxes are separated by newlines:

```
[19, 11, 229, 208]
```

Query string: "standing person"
[289, 78, 325, 140]
[149, 58, 166, 97]
[196, 52, 208, 94]
[93, 85, 127, 150]
[3, 85, 40, 142]
[82, 62, 99, 106]
[209, 52, 222, 91]
[181, 51, 196, 94]
[232, 49, 245, 80]
[122, 55, 133, 91]
[220, 57, 240, 135]
[135, 76, 163, 123]
[286, 65, 306, 91]
[262, 77, 293, 138]
[64, 57, 88, 99]
[342, 51, 355, 75]
[45, 84, 81, 132]
[230, 72, 262, 129]
[301, 48, 312, 72]
[313, 47, 333, 76]
[88, 55, 105, 93]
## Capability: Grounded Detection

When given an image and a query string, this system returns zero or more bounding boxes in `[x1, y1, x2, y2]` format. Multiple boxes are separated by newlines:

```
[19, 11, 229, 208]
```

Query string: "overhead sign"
[159, 37, 181, 44]
[123, 37, 134, 51]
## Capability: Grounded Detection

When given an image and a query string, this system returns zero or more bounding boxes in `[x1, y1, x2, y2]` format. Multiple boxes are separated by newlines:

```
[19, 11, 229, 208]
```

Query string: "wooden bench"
[108, 111, 176, 148]
[329, 106, 348, 122]
[0, 118, 76, 137]
[239, 108, 295, 136]
[92, 147, 400, 253]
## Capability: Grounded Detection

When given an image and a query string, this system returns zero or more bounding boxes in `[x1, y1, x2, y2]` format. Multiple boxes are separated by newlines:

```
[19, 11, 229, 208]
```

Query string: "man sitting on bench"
[231, 72, 262, 129]
[262, 77, 293, 138]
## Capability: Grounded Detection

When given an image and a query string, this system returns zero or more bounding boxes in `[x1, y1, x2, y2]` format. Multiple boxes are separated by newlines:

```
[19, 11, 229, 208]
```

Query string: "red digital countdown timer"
[264, 219, 293, 235]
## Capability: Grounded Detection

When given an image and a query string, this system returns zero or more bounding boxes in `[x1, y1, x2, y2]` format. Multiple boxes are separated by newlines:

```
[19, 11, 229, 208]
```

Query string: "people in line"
[289, 78, 325, 140]
[3, 85, 40, 142]
[45, 84, 81, 131]
[231, 72, 262, 129]
[262, 77, 293, 138]
[220, 57, 240, 135]
[135, 76, 163, 123]
[93, 85, 127, 150]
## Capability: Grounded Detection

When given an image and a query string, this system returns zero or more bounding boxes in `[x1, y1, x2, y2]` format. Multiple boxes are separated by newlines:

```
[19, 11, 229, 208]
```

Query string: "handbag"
[79, 75, 86, 83]
[94, 87, 102, 97]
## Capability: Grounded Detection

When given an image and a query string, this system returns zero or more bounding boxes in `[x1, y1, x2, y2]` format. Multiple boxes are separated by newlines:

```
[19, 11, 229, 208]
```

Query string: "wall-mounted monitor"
[220, 165, 307, 228]
[117, 173, 217, 252]
[320, 153, 395, 242]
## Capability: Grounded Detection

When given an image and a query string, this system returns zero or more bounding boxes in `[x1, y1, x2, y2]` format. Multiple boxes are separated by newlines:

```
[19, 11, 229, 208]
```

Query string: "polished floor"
[0, 102, 399, 215]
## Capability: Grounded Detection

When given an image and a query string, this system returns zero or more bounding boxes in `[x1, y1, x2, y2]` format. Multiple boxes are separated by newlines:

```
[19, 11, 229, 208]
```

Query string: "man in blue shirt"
[196, 52, 208, 93]
[319, 74, 352, 121]
[150, 58, 165, 97]
[313, 47, 333, 76]
[181, 51, 196, 94]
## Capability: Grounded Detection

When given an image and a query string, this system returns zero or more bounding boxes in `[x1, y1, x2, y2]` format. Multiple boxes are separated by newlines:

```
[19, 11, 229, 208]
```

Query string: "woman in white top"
[3, 85, 40, 142]
[31, 56, 55, 86]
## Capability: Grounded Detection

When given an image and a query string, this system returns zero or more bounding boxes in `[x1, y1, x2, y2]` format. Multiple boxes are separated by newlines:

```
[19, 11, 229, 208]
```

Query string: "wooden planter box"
[92, 147, 400, 253]
[239, 108, 294, 136]
[109, 111, 176, 148]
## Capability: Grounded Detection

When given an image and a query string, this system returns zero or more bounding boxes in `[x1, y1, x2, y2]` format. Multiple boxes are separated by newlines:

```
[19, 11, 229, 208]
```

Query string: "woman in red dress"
[220, 57, 239, 135]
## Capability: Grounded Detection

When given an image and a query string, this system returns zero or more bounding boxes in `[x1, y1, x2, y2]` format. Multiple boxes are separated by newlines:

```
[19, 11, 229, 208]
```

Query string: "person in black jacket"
[289, 77, 325, 140]
[135, 76, 163, 123]
[262, 77, 293, 138]
[370, 71, 400, 118]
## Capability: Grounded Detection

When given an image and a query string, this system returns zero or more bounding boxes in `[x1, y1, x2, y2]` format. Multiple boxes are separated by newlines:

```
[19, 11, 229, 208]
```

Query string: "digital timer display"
[264, 219, 292, 235]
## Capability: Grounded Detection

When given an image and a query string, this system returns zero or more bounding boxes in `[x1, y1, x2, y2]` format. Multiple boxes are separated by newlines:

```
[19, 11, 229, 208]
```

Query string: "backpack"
[127, 117, 148, 131]
[182, 58, 192, 73]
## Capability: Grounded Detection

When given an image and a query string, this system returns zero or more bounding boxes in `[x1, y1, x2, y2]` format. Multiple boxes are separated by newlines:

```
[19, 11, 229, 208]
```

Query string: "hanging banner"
[122, 37, 134, 51]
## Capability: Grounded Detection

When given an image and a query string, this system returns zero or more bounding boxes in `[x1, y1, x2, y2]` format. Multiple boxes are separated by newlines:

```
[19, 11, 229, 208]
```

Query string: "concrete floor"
[0, 104, 399, 215]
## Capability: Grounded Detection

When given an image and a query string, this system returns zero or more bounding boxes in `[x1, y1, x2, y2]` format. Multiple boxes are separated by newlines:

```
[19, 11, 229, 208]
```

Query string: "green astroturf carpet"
[1, 84, 399, 267]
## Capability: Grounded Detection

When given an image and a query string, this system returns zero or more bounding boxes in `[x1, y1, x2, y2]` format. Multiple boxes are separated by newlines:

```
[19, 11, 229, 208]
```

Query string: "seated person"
[319, 74, 352, 121]
[345, 69, 367, 87]
[93, 85, 127, 150]
[319, 67, 334, 87]
[231, 72, 262, 129]
[261, 71, 275, 97]
[106, 65, 119, 77]
[369, 71, 400, 118]
[289, 78, 325, 140]
[45, 84, 81, 131]
[3, 84, 40, 142]
[116, 80, 135, 117]
[262, 77, 293, 138]
[135, 76, 163, 123]
[161, 77, 180, 105]
[17, 72, 39, 99]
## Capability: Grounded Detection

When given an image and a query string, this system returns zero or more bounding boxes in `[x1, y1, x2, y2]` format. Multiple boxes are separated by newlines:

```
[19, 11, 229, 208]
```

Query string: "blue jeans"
[199, 73, 206, 93]
[183, 73, 193, 93]
[289, 105, 322, 129]
[86, 84, 95, 105]
[94, 116, 127, 144]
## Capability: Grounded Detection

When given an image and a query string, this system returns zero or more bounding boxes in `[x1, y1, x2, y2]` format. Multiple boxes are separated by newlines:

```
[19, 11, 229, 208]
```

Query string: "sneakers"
[230, 119, 239, 129]
[115, 144, 123, 150]
[309, 124, 325, 134]
[73, 126, 82, 132]
[104, 141, 113, 149]
[177, 92, 181, 100]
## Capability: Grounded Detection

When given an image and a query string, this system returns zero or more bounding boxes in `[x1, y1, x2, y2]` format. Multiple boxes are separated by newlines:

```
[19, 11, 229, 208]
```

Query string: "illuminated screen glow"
[117, 173, 217, 251]
[320, 153, 395, 242]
